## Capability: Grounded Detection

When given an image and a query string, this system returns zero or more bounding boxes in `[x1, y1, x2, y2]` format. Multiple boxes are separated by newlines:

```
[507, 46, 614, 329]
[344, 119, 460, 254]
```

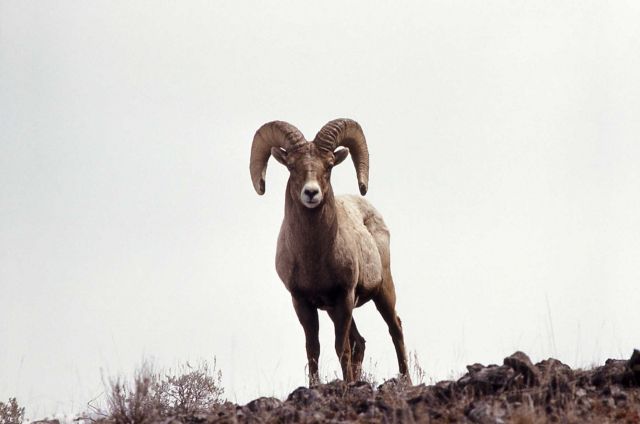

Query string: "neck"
[284, 182, 338, 254]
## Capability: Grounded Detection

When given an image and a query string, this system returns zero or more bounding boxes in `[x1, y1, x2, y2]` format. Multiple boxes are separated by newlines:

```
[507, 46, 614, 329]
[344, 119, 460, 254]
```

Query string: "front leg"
[327, 291, 356, 382]
[292, 297, 320, 386]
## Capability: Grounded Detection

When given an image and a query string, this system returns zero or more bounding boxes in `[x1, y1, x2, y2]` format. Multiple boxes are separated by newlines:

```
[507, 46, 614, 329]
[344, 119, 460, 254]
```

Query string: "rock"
[602, 396, 615, 409]
[503, 351, 540, 386]
[377, 377, 407, 393]
[609, 385, 628, 402]
[459, 364, 515, 395]
[347, 380, 374, 398]
[629, 349, 640, 384]
[286, 386, 320, 406]
[311, 411, 325, 421]
[535, 357, 572, 376]
[466, 363, 485, 374]
[316, 379, 347, 397]
[576, 395, 592, 410]
[432, 380, 456, 402]
[535, 358, 574, 394]
[465, 401, 505, 424]
[244, 396, 282, 413]
[591, 358, 634, 387]
[276, 404, 299, 422]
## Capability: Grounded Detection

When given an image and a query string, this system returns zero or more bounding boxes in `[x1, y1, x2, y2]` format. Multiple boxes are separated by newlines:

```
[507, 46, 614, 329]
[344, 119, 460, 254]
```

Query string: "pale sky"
[1, 1, 639, 419]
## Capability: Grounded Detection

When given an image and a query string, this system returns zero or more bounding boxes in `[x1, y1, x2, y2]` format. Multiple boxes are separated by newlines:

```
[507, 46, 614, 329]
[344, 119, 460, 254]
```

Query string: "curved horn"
[314, 118, 369, 195]
[250, 121, 306, 195]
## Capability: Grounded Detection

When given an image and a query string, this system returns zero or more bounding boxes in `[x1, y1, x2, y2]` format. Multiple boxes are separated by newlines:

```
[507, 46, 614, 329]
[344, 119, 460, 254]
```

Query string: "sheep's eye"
[287, 164, 295, 171]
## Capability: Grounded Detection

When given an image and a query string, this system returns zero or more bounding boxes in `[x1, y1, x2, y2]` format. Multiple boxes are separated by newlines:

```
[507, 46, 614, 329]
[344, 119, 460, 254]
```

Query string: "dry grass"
[105, 363, 162, 424]
[100, 359, 223, 424]
[408, 350, 426, 385]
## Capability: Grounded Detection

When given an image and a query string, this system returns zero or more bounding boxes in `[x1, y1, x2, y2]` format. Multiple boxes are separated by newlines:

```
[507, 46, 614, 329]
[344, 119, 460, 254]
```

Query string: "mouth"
[302, 198, 321, 208]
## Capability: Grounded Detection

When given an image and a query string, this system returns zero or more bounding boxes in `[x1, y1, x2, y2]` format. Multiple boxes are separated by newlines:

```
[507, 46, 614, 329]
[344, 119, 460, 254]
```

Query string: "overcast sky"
[1, 0, 639, 419]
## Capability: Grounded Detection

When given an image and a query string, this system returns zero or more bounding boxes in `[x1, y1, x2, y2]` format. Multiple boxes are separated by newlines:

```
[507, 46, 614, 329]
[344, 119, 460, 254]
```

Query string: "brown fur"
[268, 142, 410, 385]
[249, 119, 408, 385]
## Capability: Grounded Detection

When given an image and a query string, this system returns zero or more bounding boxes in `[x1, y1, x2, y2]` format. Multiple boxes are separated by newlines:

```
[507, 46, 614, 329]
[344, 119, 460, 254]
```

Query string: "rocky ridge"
[91, 350, 640, 423]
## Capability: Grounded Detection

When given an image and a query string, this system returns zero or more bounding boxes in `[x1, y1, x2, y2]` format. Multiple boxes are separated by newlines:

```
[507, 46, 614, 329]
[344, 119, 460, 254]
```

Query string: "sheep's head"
[271, 143, 349, 208]
[250, 119, 370, 208]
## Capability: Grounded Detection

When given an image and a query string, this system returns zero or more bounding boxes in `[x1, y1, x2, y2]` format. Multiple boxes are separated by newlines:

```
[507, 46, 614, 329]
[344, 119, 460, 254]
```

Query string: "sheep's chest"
[287, 264, 346, 309]
[294, 285, 344, 310]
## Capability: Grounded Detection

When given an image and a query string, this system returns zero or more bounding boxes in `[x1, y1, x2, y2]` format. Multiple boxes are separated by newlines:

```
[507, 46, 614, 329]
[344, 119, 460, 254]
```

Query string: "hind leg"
[349, 318, 366, 380]
[373, 275, 410, 380]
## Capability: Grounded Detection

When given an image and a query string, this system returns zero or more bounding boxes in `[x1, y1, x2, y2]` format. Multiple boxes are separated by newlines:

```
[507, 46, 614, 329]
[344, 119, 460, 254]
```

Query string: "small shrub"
[104, 359, 223, 424]
[106, 363, 162, 424]
[156, 360, 224, 415]
[0, 398, 24, 424]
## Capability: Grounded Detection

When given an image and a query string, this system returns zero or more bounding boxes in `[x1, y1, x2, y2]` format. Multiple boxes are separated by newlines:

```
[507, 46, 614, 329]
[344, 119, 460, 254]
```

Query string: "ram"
[250, 118, 409, 384]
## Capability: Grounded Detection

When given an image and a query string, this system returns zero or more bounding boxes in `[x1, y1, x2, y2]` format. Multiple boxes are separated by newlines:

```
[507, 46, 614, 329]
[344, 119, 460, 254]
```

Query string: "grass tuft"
[103, 359, 223, 424]
[409, 350, 426, 384]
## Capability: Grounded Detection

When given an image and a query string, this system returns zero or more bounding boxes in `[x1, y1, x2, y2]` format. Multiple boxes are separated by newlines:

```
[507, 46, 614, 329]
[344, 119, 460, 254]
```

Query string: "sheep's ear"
[334, 148, 349, 166]
[271, 147, 288, 166]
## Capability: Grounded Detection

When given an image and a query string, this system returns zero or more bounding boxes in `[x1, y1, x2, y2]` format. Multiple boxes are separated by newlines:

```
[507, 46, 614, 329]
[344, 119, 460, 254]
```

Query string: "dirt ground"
[197, 350, 640, 423]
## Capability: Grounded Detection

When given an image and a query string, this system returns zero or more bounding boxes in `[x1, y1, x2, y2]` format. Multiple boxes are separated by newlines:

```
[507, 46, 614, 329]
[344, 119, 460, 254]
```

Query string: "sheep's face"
[272, 143, 349, 209]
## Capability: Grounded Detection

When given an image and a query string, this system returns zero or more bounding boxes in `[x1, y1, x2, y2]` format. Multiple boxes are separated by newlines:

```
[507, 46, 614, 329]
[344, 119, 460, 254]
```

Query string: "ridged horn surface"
[250, 121, 306, 195]
[314, 118, 369, 195]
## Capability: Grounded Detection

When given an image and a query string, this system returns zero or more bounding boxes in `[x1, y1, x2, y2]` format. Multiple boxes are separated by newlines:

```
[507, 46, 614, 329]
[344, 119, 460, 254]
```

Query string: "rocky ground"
[74, 350, 640, 423]
[194, 350, 640, 423]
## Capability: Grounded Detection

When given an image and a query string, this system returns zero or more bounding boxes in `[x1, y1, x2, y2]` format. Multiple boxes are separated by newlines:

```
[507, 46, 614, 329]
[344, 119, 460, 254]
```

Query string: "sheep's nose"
[300, 181, 322, 208]
[304, 187, 319, 198]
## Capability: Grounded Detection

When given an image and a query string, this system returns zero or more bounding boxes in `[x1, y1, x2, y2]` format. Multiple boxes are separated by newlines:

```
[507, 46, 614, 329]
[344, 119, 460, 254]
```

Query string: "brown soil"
[93, 350, 639, 423]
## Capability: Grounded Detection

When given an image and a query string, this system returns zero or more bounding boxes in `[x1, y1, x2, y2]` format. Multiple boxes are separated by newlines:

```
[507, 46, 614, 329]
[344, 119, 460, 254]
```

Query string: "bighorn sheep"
[250, 118, 409, 384]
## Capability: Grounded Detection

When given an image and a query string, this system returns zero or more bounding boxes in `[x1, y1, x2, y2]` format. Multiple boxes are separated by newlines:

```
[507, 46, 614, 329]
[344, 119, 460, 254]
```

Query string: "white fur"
[300, 181, 322, 208]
